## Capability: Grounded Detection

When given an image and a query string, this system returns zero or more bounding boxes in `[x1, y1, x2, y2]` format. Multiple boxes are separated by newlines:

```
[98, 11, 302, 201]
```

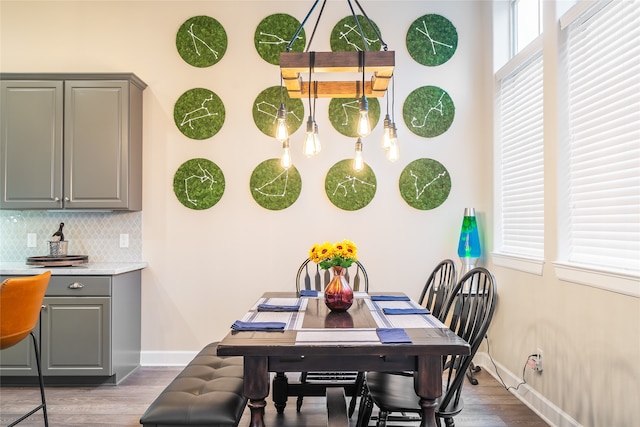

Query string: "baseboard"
[473, 352, 582, 427]
[140, 351, 198, 366]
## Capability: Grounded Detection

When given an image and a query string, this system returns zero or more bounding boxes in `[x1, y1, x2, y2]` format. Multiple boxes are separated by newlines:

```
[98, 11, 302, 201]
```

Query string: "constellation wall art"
[406, 14, 458, 66]
[254, 13, 306, 65]
[325, 159, 377, 211]
[330, 15, 383, 51]
[176, 16, 228, 67]
[328, 97, 380, 137]
[252, 86, 304, 137]
[173, 158, 225, 210]
[402, 85, 455, 138]
[250, 159, 302, 210]
[174, 88, 225, 140]
[398, 158, 451, 210]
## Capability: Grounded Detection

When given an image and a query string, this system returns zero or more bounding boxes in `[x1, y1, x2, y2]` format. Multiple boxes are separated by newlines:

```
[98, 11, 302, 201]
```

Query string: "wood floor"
[0, 367, 549, 427]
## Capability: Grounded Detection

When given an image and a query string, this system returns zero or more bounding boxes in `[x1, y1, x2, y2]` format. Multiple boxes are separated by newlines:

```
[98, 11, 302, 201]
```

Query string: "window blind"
[564, 0, 640, 272]
[496, 49, 544, 258]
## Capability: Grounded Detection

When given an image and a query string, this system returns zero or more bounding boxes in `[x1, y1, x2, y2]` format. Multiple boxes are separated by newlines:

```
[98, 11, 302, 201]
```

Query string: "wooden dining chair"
[356, 267, 497, 427]
[418, 259, 457, 321]
[0, 271, 52, 427]
[295, 257, 368, 293]
[273, 258, 368, 416]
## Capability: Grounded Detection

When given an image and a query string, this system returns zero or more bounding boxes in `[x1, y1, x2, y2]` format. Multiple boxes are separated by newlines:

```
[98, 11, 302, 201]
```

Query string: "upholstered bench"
[140, 342, 246, 427]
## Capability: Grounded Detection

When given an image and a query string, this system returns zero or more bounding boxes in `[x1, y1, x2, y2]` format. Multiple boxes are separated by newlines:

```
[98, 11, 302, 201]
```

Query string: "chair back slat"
[304, 263, 312, 291]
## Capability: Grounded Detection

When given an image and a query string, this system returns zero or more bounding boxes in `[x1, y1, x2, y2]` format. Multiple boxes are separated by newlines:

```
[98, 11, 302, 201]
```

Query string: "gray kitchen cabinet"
[0, 73, 146, 210]
[0, 270, 141, 385]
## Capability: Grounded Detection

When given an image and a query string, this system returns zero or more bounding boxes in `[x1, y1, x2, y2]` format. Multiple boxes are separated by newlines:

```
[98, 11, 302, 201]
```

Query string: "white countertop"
[0, 262, 147, 276]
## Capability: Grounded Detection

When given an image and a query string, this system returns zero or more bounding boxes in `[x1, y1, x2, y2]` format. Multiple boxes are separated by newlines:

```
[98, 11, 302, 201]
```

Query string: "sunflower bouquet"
[309, 239, 358, 270]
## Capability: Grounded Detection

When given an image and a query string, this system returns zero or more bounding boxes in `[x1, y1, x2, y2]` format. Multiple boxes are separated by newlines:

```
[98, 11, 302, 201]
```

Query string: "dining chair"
[274, 258, 368, 416]
[418, 259, 457, 321]
[356, 267, 497, 427]
[295, 257, 368, 293]
[0, 271, 52, 427]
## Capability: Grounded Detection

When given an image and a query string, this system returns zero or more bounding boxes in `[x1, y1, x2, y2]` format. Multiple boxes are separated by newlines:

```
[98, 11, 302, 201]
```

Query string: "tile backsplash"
[0, 211, 141, 262]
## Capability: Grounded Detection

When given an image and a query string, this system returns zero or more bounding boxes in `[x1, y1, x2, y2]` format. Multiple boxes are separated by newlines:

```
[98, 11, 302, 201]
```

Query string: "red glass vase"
[324, 266, 354, 312]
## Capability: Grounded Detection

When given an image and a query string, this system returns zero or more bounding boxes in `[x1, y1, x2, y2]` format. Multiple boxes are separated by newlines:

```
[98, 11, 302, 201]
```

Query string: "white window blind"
[496, 49, 544, 258]
[563, 0, 640, 272]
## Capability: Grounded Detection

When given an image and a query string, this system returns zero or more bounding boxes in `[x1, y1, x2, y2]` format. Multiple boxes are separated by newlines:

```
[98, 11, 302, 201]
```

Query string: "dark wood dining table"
[216, 291, 470, 427]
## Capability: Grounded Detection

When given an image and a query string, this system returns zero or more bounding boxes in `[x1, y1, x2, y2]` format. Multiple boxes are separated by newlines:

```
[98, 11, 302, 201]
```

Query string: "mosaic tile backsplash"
[0, 211, 142, 262]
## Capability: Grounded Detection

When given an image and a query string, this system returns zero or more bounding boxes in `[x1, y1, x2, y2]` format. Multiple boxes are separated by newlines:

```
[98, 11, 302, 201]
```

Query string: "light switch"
[119, 233, 129, 248]
[27, 233, 37, 248]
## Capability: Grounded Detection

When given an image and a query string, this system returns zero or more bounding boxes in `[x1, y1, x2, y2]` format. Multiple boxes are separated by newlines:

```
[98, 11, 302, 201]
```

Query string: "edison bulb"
[353, 139, 364, 171]
[275, 103, 288, 143]
[357, 96, 371, 137]
[281, 140, 292, 169]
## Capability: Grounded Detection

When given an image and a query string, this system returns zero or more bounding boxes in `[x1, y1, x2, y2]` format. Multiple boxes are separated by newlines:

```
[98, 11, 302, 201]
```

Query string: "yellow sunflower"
[342, 239, 358, 261]
[317, 242, 334, 261]
[309, 243, 321, 262]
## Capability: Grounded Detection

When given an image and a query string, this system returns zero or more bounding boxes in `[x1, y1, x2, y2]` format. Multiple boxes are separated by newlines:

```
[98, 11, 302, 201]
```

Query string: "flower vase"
[324, 266, 354, 312]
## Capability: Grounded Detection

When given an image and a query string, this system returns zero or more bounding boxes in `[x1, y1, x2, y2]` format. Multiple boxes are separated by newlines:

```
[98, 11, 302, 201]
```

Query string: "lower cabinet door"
[0, 331, 38, 375]
[41, 297, 111, 376]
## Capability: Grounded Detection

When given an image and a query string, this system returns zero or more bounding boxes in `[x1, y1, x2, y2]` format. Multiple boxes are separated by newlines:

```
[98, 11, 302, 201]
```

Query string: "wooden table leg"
[244, 356, 269, 427]
[415, 355, 443, 427]
[272, 372, 288, 414]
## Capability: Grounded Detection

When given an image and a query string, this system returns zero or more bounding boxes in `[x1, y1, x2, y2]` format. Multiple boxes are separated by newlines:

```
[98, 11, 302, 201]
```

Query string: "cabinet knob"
[53, 197, 60, 202]
[69, 282, 84, 289]
[64, 197, 70, 202]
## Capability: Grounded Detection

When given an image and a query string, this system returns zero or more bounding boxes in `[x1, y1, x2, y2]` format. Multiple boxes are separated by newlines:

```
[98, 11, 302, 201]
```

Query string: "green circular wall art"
[331, 15, 383, 51]
[252, 86, 304, 138]
[176, 16, 228, 67]
[403, 86, 455, 138]
[173, 158, 225, 210]
[399, 158, 451, 210]
[406, 14, 458, 66]
[328, 97, 380, 137]
[325, 159, 377, 211]
[174, 88, 225, 140]
[254, 14, 306, 65]
[250, 159, 302, 210]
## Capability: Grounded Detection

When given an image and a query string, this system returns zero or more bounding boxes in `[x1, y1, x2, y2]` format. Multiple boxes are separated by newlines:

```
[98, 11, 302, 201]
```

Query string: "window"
[511, 0, 542, 55]
[556, 0, 640, 295]
[494, 49, 545, 269]
[493, 2, 545, 274]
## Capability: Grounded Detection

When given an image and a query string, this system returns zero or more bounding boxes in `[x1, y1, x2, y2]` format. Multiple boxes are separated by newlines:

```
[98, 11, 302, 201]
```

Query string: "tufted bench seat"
[140, 342, 247, 427]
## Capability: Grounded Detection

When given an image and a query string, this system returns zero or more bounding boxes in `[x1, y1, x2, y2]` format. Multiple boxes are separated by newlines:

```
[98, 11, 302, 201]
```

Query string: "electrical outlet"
[27, 233, 37, 248]
[526, 350, 543, 372]
[535, 348, 543, 372]
[119, 233, 129, 248]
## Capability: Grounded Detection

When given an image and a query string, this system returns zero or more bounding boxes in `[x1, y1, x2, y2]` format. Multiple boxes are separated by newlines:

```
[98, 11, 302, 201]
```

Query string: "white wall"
[3, 1, 637, 426]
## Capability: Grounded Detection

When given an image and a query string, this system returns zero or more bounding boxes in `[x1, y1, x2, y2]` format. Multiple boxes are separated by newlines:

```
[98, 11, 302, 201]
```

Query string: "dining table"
[216, 291, 470, 427]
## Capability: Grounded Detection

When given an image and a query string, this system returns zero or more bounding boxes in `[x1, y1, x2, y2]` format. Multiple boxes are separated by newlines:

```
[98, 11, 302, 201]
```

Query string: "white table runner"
[295, 328, 381, 345]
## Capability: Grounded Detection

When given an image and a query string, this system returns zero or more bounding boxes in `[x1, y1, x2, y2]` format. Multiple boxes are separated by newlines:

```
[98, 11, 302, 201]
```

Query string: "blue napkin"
[376, 328, 413, 343]
[231, 320, 286, 331]
[257, 303, 300, 312]
[371, 295, 410, 301]
[382, 307, 430, 315]
[299, 290, 319, 297]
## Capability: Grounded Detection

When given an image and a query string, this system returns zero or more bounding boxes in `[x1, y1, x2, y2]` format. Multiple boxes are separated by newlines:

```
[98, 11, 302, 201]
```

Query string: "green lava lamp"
[457, 207, 481, 273]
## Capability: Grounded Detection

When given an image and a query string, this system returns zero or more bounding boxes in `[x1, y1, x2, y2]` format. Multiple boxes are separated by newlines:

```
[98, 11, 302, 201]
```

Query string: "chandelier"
[276, 0, 399, 170]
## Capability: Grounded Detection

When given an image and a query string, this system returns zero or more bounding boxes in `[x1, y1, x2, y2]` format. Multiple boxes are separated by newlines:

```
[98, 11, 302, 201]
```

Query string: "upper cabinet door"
[0, 81, 64, 209]
[64, 81, 131, 209]
[1, 73, 144, 211]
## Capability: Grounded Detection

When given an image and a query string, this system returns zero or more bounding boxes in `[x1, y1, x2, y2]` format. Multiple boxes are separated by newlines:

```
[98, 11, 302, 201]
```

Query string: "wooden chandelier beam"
[280, 51, 395, 98]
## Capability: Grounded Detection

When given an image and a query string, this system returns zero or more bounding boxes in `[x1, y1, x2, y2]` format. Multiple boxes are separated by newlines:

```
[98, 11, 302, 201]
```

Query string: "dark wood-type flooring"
[0, 367, 549, 426]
